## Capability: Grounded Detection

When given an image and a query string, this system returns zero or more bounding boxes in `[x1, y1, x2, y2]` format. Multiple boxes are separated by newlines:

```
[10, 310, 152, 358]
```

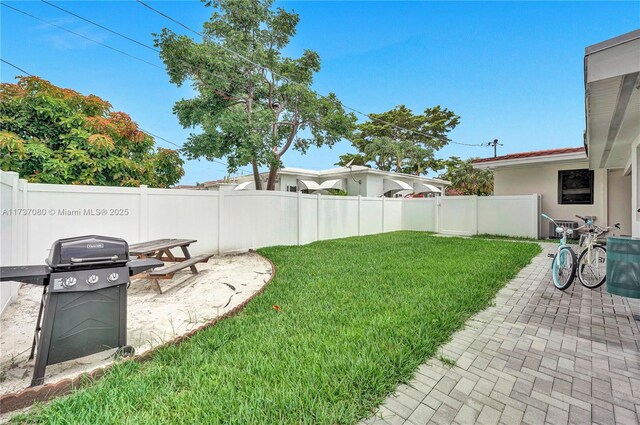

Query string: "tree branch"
[276, 121, 299, 157]
[190, 67, 239, 103]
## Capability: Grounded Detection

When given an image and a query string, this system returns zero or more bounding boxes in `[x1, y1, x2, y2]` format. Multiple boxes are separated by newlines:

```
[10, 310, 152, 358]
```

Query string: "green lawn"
[16, 232, 540, 424]
[473, 233, 544, 242]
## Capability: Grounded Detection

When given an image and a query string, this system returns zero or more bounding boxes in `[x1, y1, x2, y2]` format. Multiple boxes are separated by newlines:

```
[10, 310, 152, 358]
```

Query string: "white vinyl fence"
[436, 195, 540, 238]
[1, 172, 25, 313]
[0, 171, 539, 313]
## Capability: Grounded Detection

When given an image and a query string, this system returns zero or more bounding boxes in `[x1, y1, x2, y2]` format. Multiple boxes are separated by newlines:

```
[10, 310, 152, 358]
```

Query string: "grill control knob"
[107, 272, 119, 282]
[63, 277, 77, 288]
[86, 275, 99, 285]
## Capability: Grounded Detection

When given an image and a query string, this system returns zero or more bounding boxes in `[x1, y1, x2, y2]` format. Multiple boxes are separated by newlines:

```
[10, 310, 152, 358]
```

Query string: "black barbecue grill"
[0, 235, 162, 387]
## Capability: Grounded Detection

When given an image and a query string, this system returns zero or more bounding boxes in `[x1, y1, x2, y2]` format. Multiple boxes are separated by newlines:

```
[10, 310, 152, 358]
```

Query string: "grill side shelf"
[127, 258, 164, 276]
[0, 266, 51, 286]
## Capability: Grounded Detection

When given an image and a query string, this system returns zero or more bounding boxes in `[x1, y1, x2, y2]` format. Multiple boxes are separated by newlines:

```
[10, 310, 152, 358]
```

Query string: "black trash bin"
[606, 236, 640, 299]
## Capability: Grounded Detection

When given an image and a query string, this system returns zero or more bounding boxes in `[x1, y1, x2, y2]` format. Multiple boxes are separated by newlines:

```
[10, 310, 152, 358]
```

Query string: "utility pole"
[488, 139, 503, 157]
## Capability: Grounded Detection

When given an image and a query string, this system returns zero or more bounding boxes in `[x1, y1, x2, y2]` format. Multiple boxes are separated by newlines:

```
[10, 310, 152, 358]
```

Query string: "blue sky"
[1, 1, 639, 184]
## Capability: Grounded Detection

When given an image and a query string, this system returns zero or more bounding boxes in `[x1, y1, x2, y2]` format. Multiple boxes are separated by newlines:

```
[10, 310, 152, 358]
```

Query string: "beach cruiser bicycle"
[541, 213, 580, 290]
[574, 215, 620, 289]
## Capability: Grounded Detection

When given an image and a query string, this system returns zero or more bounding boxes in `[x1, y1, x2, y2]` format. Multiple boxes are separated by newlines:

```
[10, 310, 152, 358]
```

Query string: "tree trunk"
[396, 158, 403, 173]
[266, 120, 298, 191]
[266, 159, 279, 190]
[252, 160, 262, 190]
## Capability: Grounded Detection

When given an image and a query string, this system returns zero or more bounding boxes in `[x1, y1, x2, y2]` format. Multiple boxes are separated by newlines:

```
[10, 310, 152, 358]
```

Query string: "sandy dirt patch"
[0, 252, 272, 396]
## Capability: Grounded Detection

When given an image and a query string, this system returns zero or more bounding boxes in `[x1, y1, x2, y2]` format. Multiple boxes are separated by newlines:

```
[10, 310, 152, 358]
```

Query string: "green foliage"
[439, 156, 494, 195]
[0, 77, 184, 187]
[155, 0, 356, 189]
[343, 105, 459, 175]
[16, 232, 540, 424]
[334, 152, 370, 167]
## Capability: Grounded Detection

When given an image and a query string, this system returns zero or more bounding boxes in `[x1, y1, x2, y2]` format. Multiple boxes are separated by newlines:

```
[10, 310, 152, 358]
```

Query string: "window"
[558, 169, 594, 205]
[286, 185, 298, 193]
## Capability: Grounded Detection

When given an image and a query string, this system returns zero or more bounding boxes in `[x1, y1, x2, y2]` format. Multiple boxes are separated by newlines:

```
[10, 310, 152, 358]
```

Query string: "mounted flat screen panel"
[558, 169, 594, 205]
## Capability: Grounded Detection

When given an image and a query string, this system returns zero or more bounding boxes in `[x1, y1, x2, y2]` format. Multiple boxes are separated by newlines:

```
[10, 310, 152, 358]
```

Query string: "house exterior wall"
[493, 160, 607, 237]
[607, 169, 632, 237]
[218, 184, 237, 191]
[365, 174, 384, 197]
[345, 176, 364, 196]
[279, 175, 299, 192]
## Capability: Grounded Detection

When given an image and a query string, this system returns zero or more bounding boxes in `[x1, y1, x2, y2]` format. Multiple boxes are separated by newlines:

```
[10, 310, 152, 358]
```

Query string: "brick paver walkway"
[362, 243, 640, 425]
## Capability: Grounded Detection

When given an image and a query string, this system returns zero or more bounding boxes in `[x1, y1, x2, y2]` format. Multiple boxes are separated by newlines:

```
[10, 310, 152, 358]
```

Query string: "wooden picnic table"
[129, 239, 213, 293]
[130, 238, 197, 262]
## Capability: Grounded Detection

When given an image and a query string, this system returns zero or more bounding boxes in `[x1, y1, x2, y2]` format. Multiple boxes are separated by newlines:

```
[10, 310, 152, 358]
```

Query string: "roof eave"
[282, 166, 450, 185]
[585, 29, 640, 56]
[472, 152, 588, 169]
[348, 167, 451, 185]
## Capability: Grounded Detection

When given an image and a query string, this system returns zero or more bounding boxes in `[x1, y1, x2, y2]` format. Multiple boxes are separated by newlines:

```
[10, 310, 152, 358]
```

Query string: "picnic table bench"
[129, 238, 214, 293]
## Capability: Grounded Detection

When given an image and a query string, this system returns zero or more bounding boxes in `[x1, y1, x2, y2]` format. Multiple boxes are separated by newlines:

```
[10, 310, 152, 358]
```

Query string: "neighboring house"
[172, 184, 207, 190]
[472, 147, 629, 238]
[472, 29, 639, 238]
[198, 166, 449, 198]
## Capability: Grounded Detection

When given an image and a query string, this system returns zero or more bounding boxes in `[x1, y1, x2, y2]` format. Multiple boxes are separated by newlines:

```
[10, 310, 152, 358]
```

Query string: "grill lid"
[46, 235, 129, 268]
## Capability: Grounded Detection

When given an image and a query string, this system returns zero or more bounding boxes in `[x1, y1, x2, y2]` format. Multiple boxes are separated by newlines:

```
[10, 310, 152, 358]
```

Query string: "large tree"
[155, 0, 356, 190]
[337, 105, 459, 175]
[0, 76, 184, 187]
[439, 156, 493, 196]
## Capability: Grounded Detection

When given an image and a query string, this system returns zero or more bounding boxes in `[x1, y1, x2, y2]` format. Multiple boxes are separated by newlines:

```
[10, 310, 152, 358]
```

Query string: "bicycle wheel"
[552, 247, 576, 290]
[578, 245, 607, 289]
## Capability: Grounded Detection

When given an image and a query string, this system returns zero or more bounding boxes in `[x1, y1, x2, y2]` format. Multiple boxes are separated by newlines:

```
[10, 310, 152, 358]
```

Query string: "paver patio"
[363, 243, 640, 425]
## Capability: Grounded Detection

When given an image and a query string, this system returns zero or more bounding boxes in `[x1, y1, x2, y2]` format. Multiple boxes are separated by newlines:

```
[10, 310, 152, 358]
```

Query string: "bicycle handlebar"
[589, 223, 621, 235]
[542, 213, 577, 237]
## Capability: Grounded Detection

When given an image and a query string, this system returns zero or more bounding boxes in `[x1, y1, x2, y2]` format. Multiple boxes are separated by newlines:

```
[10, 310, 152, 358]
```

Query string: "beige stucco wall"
[493, 160, 606, 237]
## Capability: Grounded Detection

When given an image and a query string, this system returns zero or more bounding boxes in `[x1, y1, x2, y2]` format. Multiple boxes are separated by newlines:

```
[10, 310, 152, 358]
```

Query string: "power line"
[5, 1, 484, 176]
[135, 0, 202, 39]
[136, 127, 182, 150]
[1, 59, 34, 76]
[0, 58, 249, 174]
[135, 0, 267, 72]
[32, 0, 252, 173]
[17, 0, 483, 150]
[137, 127, 247, 172]
[2, 3, 164, 70]
[41, 0, 158, 54]
[135, 0, 486, 147]
[38, 0, 242, 103]
[2, 3, 252, 174]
